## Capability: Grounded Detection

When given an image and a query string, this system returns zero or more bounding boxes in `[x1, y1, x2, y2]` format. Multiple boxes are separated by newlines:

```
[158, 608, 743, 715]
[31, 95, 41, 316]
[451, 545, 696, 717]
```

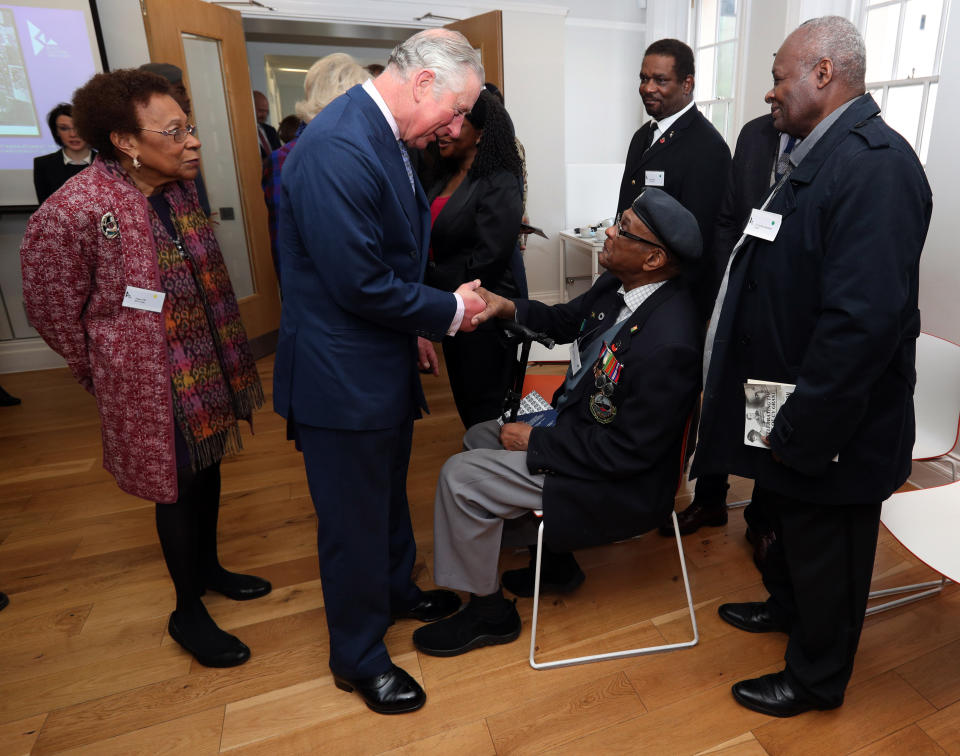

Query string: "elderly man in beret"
[414, 187, 704, 657]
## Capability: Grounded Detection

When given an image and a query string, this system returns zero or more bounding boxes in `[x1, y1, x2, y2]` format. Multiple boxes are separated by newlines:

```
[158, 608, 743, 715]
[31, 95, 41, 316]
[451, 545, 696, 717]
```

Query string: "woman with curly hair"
[426, 89, 526, 427]
[20, 69, 267, 668]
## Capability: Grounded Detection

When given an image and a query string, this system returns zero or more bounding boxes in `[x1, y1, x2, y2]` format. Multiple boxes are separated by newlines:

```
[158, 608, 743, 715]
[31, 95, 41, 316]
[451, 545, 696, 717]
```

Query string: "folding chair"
[867, 333, 960, 615]
[528, 414, 699, 669]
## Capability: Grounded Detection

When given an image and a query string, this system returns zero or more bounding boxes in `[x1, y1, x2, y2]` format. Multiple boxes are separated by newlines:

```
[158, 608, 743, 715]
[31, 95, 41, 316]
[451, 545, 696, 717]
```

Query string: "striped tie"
[398, 140, 416, 193]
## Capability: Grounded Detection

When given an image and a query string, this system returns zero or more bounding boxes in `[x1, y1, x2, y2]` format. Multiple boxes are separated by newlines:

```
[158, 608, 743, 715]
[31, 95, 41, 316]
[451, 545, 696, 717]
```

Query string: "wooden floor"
[1, 357, 959, 755]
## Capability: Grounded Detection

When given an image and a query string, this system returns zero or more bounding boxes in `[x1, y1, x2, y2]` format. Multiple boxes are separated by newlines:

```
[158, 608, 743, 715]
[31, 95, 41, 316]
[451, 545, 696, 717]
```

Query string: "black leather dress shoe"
[659, 499, 728, 537]
[333, 665, 426, 714]
[732, 672, 835, 717]
[0, 386, 21, 406]
[205, 573, 272, 601]
[413, 599, 521, 657]
[0, 592, 8, 612]
[392, 589, 461, 622]
[167, 613, 251, 667]
[718, 601, 789, 633]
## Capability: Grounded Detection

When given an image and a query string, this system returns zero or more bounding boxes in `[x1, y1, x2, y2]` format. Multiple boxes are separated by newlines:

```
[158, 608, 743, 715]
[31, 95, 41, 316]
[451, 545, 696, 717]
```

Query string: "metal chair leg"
[529, 510, 699, 670]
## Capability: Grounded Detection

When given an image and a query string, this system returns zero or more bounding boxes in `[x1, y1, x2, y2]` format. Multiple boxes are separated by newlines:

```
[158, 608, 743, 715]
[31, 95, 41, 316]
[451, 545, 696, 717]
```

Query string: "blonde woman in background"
[262, 53, 368, 278]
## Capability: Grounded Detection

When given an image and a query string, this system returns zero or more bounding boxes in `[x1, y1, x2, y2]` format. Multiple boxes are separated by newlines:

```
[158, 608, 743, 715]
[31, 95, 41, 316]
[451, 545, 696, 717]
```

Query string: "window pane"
[920, 82, 937, 163]
[716, 40, 736, 98]
[709, 100, 729, 138]
[698, 45, 717, 100]
[868, 86, 885, 110]
[884, 83, 923, 148]
[897, 0, 943, 78]
[699, 0, 717, 45]
[718, 0, 737, 42]
[865, 4, 901, 82]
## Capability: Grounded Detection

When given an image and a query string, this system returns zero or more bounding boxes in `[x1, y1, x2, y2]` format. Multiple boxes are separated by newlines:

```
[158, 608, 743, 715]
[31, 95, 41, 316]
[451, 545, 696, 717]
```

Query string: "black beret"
[139, 62, 183, 84]
[630, 187, 702, 262]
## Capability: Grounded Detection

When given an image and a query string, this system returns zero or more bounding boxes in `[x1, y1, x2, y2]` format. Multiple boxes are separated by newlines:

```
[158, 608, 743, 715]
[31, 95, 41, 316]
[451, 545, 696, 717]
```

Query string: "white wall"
[94, 0, 150, 70]
[502, 9, 567, 302]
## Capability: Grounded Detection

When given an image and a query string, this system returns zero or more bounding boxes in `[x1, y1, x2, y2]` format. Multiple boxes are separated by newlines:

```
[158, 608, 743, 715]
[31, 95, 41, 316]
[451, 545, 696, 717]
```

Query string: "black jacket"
[426, 170, 523, 297]
[708, 114, 780, 302]
[517, 274, 702, 550]
[694, 95, 932, 504]
[617, 105, 731, 319]
[33, 150, 94, 205]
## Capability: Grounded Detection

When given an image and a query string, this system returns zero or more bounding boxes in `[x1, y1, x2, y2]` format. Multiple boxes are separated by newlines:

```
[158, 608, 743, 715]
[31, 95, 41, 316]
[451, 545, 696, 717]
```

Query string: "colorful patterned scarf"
[101, 159, 264, 469]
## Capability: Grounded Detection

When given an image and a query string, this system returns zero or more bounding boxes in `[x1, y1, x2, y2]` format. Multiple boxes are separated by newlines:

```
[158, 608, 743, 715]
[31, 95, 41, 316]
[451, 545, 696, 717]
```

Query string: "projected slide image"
[0, 7, 40, 136]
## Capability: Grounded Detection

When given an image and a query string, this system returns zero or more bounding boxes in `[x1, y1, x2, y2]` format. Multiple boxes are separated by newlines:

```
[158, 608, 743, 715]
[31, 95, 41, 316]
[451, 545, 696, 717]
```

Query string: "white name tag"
[570, 340, 582, 376]
[122, 285, 165, 313]
[744, 208, 783, 242]
[644, 170, 665, 187]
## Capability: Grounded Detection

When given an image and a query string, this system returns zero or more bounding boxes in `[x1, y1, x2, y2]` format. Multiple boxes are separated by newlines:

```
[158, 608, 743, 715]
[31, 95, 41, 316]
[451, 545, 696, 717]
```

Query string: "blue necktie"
[397, 140, 415, 193]
[774, 135, 797, 183]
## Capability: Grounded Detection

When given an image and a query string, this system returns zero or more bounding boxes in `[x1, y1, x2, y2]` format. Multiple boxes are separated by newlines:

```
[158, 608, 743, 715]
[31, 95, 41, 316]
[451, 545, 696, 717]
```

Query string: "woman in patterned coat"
[20, 69, 267, 669]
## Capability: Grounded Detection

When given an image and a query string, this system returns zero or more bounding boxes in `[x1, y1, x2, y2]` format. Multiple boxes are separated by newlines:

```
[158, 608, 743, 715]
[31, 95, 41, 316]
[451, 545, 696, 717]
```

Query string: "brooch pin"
[100, 212, 120, 239]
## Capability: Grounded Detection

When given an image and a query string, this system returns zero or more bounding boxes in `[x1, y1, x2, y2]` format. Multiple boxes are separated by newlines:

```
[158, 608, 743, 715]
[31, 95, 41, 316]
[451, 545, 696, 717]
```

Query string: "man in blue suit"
[274, 29, 486, 715]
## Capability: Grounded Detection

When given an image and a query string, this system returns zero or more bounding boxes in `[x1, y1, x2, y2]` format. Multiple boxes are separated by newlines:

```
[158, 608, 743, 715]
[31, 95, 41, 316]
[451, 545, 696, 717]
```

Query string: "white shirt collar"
[650, 100, 696, 139]
[62, 149, 93, 166]
[362, 78, 400, 141]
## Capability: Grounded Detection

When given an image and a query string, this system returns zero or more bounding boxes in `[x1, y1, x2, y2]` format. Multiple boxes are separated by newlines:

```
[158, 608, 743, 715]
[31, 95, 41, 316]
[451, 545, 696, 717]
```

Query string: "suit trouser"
[757, 484, 881, 706]
[296, 418, 421, 679]
[433, 420, 545, 595]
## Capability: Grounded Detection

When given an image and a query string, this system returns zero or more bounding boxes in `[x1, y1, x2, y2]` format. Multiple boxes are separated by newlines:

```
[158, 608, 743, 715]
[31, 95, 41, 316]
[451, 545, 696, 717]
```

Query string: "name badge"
[644, 170, 665, 187]
[744, 209, 783, 242]
[122, 285, 165, 313]
[570, 340, 582, 375]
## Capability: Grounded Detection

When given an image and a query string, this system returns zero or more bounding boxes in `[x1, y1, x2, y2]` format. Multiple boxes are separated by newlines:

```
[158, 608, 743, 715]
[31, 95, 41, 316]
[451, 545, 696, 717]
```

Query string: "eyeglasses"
[615, 212, 665, 251]
[138, 123, 197, 143]
[57, 124, 78, 133]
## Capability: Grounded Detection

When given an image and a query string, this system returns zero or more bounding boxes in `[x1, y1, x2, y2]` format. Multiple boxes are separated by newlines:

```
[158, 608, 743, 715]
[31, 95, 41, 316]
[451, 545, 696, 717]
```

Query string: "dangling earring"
[132, 155, 142, 169]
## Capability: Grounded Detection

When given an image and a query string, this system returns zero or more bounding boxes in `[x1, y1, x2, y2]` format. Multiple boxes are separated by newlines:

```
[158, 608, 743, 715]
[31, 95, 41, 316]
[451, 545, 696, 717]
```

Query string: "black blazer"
[426, 170, 523, 297]
[708, 114, 780, 305]
[617, 106, 731, 318]
[516, 274, 702, 550]
[33, 150, 94, 205]
[694, 95, 932, 504]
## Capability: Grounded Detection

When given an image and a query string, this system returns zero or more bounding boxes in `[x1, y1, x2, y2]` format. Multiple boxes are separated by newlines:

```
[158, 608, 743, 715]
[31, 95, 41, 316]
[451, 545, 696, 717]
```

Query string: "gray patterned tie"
[397, 140, 416, 193]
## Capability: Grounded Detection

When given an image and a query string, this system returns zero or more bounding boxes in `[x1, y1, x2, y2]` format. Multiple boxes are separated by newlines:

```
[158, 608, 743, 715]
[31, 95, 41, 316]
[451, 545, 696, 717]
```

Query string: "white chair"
[867, 332, 960, 615]
[866, 481, 959, 615]
[910, 332, 960, 480]
[528, 416, 698, 670]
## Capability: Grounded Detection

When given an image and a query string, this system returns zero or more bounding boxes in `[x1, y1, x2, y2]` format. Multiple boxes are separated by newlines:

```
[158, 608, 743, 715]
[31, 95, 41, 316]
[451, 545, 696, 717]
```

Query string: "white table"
[559, 230, 605, 302]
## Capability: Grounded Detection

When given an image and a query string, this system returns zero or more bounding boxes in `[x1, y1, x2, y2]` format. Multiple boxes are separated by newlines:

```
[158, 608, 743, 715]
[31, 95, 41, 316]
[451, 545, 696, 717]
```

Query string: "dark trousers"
[693, 473, 773, 535]
[442, 324, 515, 429]
[758, 484, 881, 706]
[296, 418, 421, 679]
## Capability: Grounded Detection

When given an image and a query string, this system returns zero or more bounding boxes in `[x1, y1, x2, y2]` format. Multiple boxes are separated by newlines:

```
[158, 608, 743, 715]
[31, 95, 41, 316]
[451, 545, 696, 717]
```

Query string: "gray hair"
[796, 15, 866, 89]
[387, 28, 484, 96]
[296, 53, 369, 123]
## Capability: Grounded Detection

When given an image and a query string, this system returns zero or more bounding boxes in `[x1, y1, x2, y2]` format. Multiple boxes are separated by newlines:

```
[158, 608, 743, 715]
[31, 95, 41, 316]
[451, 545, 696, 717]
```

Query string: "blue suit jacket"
[273, 84, 457, 430]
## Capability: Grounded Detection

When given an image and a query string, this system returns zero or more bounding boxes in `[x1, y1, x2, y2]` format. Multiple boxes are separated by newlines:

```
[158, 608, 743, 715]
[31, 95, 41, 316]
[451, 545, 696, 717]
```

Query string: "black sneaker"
[412, 598, 521, 657]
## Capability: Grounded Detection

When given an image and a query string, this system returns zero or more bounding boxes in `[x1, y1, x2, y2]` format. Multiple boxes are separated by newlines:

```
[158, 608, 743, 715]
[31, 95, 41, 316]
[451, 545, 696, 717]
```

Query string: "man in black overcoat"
[695, 16, 932, 717]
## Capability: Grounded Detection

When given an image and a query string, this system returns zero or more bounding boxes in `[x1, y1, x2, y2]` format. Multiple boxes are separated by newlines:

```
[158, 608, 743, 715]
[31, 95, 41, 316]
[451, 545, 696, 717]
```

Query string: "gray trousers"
[433, 420, 546, 595]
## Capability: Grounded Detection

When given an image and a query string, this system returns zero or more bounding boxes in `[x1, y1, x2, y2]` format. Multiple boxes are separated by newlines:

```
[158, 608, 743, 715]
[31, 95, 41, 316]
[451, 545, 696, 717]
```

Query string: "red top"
[429, 195, 451, 260]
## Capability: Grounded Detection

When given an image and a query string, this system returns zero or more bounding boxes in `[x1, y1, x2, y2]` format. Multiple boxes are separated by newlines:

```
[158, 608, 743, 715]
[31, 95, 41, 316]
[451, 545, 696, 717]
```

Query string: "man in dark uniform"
[695, 16, 931, 717]
[617, 38, 731, 320]
[412, 188, 703, 658]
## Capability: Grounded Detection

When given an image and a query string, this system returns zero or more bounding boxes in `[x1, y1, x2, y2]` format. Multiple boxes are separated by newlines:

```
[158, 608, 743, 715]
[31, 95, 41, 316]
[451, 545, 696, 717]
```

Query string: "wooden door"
[446, 11, 504, 94]
[142, 0, 280, 353]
